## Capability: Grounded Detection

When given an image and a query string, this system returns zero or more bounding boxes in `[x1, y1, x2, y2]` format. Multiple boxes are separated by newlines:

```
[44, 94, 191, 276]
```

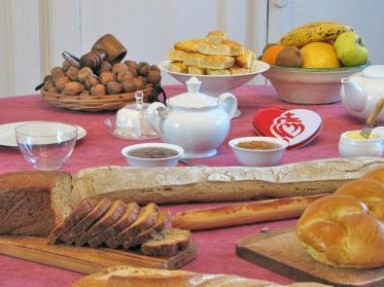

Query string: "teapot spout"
[341, 77, 366, 111]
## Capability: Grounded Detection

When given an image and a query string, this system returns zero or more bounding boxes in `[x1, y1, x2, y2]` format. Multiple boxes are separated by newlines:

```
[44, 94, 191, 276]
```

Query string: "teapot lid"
[362, 65, 384, 79]
[168, 77, 218, 108]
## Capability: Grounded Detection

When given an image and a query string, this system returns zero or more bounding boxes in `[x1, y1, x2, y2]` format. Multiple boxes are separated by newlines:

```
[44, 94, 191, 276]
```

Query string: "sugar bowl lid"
[168, 77, 218, 108]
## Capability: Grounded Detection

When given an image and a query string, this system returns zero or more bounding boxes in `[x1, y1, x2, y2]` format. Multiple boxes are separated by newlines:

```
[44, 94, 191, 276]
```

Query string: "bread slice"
[106, 202, 159, 249]
[197, 40, 244, 56]
[174, 39, 203, 53]
[0, 170, 71, 236]
[168, 62, 188, 73]
[87, 201, 140, 248]
[206, 30, 227, 44]
[206, 68, 231, 76]
[141, 228, 191, 257]
[188, 66, 206, 75]
[122, 210, 170, 250]
[74, 200, 127, 246]
[197, 55, 234, 70]
[167, 49, 187, 62]
[48, 197, 101, 244]
[60, 198, 112, 244]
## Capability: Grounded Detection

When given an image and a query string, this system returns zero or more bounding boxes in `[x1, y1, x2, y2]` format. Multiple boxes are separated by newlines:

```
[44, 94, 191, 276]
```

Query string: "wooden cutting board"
[0, 235, 197, 274]
[236, 227, 384, 287]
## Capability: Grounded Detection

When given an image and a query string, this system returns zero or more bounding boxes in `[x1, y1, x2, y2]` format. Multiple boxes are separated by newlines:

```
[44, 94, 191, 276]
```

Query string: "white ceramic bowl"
[158, 60, 269, 97]
[338, 130, 384, 157]
[229, 136, 288, 167]
[262, 64, 367, 104]
[121, 142, 183, 168]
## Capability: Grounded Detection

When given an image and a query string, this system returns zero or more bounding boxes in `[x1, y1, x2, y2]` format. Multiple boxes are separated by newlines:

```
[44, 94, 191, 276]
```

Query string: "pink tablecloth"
[0, 85, 365, 287]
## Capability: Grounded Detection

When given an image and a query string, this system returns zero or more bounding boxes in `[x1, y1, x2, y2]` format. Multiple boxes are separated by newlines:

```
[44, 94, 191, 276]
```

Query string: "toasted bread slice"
[229, 65, 251, 75]
[235, 49, 256, 68]
[74, 200, 127, 246]
[174, 39, 203, 53]
[206, 69, 231, 76]
[197, 55, 234, 70]
[197, 40, 244, 56]
[187, 66, 206, 75]
[141, 228, 191, 257]
[167, 49, 186, 62]
[106, 202, 159, 249]
[167, 62, 188, 73]
[206, 30, 227, 44]
[87, 201, 140, 248]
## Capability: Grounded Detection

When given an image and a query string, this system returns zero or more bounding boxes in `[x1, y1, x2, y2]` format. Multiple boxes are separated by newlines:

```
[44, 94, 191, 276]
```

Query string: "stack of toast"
[167, 31, 256, 75]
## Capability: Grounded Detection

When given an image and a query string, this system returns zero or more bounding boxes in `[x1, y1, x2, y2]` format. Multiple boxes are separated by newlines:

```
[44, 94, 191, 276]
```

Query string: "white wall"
[0, 0, 267, 97]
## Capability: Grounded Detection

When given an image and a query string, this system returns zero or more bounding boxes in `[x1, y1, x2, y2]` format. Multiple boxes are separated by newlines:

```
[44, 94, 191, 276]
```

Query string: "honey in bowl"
[127, 147, 179, 159]
[345, 130, 379, 140]
[236, 140, 281, 150]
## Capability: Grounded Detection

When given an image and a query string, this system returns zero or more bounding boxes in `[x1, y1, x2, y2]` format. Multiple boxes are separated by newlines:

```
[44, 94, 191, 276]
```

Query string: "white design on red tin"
[271, 111, 306, 141]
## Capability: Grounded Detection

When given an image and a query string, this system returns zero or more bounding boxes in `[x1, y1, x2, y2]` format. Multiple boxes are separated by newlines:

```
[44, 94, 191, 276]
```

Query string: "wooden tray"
[0, 235, 197, 274]
[236, 227, 384, 287]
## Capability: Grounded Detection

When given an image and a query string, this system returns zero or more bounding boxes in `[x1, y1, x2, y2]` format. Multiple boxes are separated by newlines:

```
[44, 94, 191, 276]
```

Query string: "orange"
[261, 44, 286, 66]
[300, 42, 341, 68]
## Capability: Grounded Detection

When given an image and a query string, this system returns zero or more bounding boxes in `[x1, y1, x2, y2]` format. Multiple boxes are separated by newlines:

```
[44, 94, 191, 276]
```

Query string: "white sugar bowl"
[338, 130, 384, 157]
[146, 77, 237, 158]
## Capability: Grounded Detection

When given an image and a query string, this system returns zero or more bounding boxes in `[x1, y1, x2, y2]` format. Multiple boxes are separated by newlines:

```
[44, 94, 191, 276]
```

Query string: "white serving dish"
[158, 60, 269, 97]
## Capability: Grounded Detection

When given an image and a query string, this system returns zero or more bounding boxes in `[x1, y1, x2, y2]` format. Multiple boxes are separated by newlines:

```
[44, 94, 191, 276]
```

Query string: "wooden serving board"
[0, 235, 197, 274]
[236, 227, 384, 287]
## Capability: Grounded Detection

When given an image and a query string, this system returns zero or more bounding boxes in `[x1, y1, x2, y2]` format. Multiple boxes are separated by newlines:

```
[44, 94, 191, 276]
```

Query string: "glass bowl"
[262, 64, 368, 104]
[15, 121, 77, 170]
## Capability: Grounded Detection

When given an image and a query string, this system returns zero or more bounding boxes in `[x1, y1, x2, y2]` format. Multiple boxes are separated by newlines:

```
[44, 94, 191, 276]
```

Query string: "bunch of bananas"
[279, 21, 352, 48]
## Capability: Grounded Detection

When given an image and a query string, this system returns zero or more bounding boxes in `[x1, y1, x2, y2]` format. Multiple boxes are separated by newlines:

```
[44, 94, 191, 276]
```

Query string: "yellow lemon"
[300, 42, 341, 68]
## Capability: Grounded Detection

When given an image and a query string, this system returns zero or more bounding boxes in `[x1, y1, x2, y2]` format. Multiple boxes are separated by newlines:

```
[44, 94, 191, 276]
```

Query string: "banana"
[279, 21, 352, 48]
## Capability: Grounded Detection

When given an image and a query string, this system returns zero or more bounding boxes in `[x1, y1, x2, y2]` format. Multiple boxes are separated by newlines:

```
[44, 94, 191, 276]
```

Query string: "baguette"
[171, 194, 326, 231]
[71, 265, 332, 287]
[71, 157, 384, 206]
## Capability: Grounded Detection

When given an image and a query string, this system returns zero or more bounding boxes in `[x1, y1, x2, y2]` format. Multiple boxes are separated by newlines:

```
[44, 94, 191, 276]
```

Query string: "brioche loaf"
[296, 171, 384, 268]
[0, 170, 71, 236]
[71, 265, 332, 287]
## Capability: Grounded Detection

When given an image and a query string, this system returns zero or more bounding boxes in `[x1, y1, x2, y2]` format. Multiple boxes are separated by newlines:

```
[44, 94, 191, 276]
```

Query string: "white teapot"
[341, 65, 384, 122]
[146, 77, 237, 158]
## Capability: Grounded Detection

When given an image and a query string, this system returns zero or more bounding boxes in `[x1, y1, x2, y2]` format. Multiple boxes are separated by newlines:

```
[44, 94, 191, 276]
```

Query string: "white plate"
[0, 121, 87, 147]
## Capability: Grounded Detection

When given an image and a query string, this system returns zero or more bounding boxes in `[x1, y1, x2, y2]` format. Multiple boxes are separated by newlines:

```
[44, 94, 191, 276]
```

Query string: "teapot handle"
[219, 93, 238, 119]
[145, 102, 168, 138]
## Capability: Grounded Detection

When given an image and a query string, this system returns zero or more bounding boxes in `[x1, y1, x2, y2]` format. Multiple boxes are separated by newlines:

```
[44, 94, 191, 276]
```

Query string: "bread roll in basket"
[296, 168, 384, 268]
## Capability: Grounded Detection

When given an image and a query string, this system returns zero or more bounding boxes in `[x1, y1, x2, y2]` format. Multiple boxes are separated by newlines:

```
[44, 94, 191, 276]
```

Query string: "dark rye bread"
[60, 198, 112, 244]
[87, 201, 140, 248]
[106, 202, 159, 249]
[0, 170, 71, 236]
[48, 197, 101, 244]
[122, 210, 170, 250]
[74, 200, 127, 246]
[141, 228, 191, 257]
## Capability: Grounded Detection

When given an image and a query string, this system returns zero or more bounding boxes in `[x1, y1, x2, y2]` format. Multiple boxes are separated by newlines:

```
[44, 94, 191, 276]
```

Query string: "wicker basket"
[41, 86, 161, 112]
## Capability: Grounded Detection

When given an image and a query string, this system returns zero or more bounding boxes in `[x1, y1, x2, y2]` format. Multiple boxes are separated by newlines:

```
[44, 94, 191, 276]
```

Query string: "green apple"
[334, 31, 368, 67]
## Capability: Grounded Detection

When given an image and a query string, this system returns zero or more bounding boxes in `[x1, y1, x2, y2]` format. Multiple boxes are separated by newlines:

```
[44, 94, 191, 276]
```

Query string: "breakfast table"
[0, 84, 369, 287]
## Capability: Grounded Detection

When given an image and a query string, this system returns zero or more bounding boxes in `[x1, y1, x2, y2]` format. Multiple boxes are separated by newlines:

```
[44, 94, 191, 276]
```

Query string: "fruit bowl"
[158, 60, 269, 97]
[262, 64, 368, 104]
